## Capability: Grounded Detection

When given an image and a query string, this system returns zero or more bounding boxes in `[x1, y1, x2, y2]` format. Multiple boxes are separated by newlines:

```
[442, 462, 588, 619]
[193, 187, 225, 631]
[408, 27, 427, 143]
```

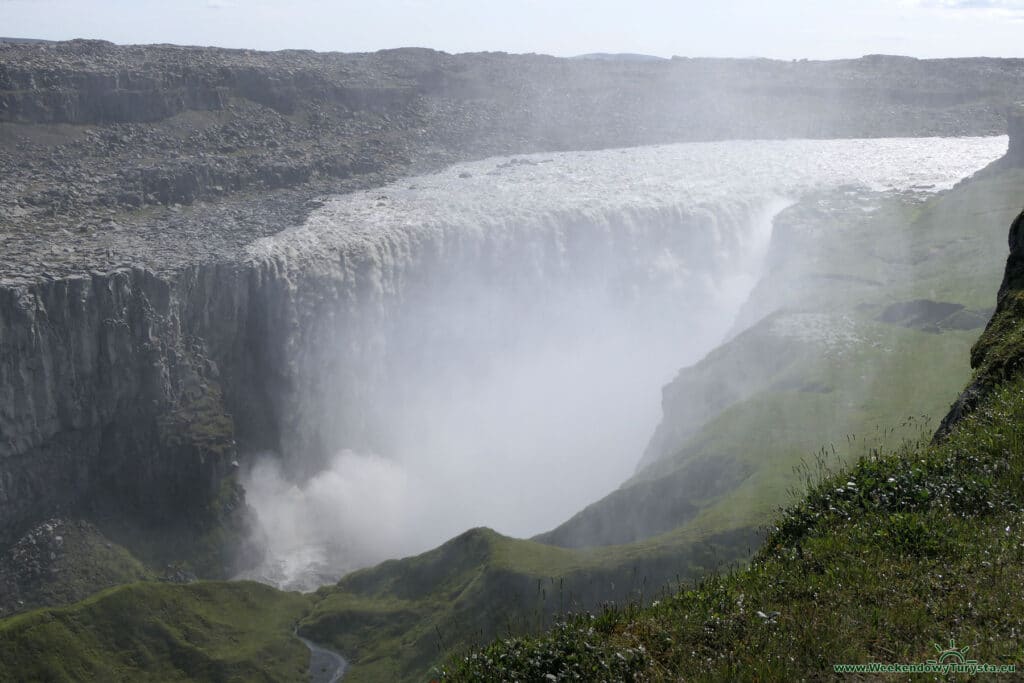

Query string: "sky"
[2, 0, 1024, 59]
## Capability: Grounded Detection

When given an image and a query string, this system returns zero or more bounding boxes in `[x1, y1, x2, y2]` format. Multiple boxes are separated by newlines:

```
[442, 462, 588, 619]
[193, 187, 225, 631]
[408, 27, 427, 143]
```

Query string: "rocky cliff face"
[0, 266, 236, 542]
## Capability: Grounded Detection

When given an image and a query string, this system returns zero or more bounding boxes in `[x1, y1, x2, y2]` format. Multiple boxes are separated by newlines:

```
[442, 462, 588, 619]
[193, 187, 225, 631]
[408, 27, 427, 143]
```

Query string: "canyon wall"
[0, 266, 242, 542]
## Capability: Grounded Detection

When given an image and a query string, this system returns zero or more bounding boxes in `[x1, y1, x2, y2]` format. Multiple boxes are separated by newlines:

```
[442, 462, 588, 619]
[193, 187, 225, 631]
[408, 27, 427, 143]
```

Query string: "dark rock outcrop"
[937, 208, 1024, 437]
[876, 299, 992, 333]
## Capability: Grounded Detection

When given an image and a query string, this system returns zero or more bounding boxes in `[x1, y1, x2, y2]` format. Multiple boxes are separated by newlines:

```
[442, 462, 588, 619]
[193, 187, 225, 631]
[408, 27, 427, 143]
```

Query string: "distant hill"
[571, 52, 667, 62]
[0, 37, 55, 44]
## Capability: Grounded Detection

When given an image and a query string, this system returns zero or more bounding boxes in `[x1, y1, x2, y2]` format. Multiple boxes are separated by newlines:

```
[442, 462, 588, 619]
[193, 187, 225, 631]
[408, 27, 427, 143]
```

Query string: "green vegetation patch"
[444, 373, 1024, 680]
[300, 524, 759, 682]
[0, 581, 312, 683]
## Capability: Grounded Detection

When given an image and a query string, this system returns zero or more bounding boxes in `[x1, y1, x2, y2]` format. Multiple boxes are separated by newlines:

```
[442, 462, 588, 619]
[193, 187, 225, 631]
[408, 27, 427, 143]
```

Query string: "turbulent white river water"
[239, 136, 1008, 591]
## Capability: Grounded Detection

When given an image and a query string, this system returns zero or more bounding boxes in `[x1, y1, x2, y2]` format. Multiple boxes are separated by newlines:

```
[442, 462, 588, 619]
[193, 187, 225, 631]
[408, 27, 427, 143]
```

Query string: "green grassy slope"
[444, 336, 1024, 680]
[443, 204, 1024, 680]
[299, 523, 761, 682]
[0, 581, 312, 683]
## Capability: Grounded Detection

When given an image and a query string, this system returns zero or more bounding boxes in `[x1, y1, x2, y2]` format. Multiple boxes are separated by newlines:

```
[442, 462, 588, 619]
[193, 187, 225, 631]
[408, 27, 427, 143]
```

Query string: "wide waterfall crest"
[249, 136, 1005, 265]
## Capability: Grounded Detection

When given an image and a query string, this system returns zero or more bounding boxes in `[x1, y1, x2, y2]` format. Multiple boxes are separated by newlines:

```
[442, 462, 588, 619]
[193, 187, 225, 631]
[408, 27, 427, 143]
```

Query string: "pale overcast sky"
[3, 0, 1024, 59]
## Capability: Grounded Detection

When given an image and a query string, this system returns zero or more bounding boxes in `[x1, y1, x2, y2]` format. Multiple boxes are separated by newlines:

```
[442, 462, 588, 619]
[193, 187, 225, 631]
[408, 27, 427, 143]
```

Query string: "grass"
[443, 195, 1024, 680]
[634, 319, 978, 534]
[0, 581, 312, 683]
[443, 372, 1024, 680]
[298, 524, 761, 683]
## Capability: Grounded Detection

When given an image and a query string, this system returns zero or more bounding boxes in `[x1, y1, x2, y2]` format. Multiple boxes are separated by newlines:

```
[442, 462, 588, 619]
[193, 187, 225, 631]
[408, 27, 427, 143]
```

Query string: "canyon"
[3, 39, 1024, 681]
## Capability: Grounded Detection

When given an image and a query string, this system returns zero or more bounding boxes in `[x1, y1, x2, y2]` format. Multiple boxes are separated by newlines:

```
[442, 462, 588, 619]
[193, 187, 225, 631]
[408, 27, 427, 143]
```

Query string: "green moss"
[0, 581, 313, 682]
[157, 384, 235, 457]
[94, 473, 252, 580]
[971, 286, 1024, 384]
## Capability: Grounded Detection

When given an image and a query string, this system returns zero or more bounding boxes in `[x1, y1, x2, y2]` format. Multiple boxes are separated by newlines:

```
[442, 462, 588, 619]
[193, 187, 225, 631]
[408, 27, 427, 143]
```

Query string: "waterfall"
[236, 136, 1007, 590]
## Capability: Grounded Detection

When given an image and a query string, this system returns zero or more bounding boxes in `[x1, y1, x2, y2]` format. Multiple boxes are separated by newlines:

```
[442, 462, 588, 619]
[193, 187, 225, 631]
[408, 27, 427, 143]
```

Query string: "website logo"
[833, 639, 1015, 676]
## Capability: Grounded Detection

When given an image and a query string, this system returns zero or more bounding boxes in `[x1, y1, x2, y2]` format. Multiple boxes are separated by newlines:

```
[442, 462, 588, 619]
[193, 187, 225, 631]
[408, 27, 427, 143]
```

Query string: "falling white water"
[239, 136, 1007, 591]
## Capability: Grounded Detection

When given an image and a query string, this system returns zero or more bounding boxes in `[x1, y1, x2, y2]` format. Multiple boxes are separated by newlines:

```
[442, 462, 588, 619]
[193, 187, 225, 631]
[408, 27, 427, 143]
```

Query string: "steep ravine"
[0, 145, 1020, 683]
[0, 196, 765, 551]
[0, 135, 1008, 577]
[444, 202, 1024, 683]
[4, 43, 1024, 563]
